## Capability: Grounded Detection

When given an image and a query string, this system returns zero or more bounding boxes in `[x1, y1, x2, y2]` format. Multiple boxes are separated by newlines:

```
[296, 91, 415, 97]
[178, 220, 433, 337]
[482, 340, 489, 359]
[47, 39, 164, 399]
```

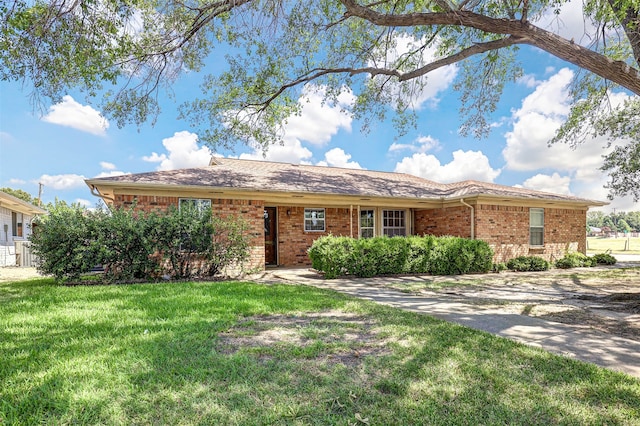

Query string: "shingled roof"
[85, 157, 605, 206]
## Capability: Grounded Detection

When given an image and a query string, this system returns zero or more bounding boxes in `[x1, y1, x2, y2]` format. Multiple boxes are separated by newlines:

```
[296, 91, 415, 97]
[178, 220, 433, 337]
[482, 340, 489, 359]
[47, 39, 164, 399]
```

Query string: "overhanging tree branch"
[340, 0, 640, 95]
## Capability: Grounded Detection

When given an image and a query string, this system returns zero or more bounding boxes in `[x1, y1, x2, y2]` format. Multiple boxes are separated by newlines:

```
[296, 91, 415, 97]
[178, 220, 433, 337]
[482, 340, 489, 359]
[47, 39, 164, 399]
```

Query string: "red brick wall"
[276, 206, 357, 267]
[113, 195, 265, 272]
[115, 194, 179, 212]
[475, 205, 587, 263]
[415, 204, 587, 263]
[415, 206, 472, 238]
[112, 195, 587, 268]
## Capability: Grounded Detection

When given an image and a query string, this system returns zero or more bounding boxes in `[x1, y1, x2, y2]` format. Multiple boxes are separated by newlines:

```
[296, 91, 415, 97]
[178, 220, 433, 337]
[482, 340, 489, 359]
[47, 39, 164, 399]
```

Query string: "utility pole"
[37, 182, 43, 207]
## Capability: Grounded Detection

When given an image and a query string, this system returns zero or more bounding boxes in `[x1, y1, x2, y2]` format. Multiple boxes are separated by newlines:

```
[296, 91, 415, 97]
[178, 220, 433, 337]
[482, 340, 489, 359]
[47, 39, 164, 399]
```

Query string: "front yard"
[1, 276, 639, 425]
[383, 267, 640, 342]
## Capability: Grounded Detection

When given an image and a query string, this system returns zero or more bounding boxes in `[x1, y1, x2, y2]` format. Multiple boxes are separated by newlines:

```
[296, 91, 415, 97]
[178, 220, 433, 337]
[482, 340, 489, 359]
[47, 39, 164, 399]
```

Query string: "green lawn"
[588, 236, 640, 254]
[1, 278, 639, 425]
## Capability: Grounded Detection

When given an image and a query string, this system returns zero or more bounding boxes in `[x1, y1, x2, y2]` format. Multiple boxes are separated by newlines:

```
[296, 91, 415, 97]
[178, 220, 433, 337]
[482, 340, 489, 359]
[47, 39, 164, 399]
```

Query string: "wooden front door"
[264, 207, 277, 265]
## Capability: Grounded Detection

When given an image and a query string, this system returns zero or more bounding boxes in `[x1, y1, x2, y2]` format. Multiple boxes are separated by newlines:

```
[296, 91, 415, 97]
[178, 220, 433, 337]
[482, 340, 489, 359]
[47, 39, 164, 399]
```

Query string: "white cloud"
[0, 131, 14, 144]
[100, 161, 116, 170]
[284, 85, 355, 146]
[36, 174, 86, 190]
[42, 95, 109, 136]
[520, 173, 572, 195]
[316, 148, 363, 169]
[372, 34, 458, 109]
[75, 198, 93, 208]
[95, 171, 128, 178]
[502, 68, 604, 172]
[394, 150, 501, 183]
[517, 74, 541, 88]
[503, 69, 639, 211]
[142, 152, 167, 163]
[239, 139, 313, 164]
[8, 178, 26, 185]
[389, 135, 440, 154]
[534, 0, 597, 46]
[238, 85, 354, 163]
[143, 131, 212, 171]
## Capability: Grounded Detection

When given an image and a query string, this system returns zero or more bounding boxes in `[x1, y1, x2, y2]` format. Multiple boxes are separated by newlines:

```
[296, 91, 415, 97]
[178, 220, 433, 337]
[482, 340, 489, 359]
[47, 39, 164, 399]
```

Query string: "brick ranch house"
[85, 157, 606, 271]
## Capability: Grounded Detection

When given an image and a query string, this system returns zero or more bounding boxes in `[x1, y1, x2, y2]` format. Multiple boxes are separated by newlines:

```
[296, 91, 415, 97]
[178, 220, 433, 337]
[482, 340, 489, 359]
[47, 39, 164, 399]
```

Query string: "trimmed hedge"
[506, 256, 551, 272]
[308, 235, 494, 279]
[591, 253, 617, 265]
[555, 252, 617, 269]
[555, 252, 596, 269]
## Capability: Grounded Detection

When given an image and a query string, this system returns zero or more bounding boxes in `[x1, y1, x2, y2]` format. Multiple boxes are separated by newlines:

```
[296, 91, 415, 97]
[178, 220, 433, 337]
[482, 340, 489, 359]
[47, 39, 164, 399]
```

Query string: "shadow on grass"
[1, 279, 638, 424]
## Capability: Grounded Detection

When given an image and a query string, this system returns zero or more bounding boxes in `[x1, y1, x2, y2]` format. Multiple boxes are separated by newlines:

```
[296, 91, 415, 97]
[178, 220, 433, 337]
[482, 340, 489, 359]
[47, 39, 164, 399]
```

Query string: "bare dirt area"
[419, 266, 640, 342]
[0, 267, 43, 283]
[217, 310, 390, 366]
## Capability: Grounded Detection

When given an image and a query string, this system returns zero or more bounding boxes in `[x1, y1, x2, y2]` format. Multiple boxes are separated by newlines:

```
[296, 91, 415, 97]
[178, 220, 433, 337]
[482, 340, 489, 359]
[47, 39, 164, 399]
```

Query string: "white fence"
[14, 241, 38, 267]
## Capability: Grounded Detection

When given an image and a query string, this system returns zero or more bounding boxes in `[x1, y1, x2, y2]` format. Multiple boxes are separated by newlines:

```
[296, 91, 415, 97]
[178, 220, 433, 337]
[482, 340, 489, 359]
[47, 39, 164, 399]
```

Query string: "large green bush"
[308, 235, 494, 279]
[30, 202, 249, 283]
[30, 202, 107, 281]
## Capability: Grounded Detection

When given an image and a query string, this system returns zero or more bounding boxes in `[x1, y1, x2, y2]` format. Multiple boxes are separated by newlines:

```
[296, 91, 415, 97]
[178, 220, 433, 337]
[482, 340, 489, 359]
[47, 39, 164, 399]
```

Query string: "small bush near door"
[308, 235, 494, 279]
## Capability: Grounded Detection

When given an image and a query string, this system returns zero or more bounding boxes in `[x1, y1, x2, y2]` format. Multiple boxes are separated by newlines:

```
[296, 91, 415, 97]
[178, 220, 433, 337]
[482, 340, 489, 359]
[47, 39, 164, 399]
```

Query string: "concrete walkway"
[253, 267, 640, 379]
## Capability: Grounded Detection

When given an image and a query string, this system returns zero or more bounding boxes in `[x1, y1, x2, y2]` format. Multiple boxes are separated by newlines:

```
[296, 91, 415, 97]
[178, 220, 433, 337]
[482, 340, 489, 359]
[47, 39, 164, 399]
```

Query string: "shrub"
[99, 207, 161, 281]
[308, 235, 494, 278]
[493, 262, 507, 273]
[555, 252, 596, 269]
[592, 253, 617, 265]
[30, 202, 250, 283]
[30, 202, 107, 281]
[506, 256, 551, 272]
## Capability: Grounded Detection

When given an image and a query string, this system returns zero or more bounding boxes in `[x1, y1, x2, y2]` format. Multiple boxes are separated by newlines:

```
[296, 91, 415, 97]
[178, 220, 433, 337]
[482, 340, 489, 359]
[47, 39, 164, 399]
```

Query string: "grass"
[1, 278, 639, 425]
[588, 236, 640, 254]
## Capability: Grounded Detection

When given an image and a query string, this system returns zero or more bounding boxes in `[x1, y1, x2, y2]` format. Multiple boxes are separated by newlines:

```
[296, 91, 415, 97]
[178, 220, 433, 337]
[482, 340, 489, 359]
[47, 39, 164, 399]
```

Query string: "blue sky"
[1, 1, 638, 213]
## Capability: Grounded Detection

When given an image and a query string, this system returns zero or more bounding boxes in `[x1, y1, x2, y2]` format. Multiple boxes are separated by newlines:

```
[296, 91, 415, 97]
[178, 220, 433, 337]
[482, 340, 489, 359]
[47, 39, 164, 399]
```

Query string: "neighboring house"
[0, 191, 47, 267]
[85, 157, 607, 270]
[588, 226, 603, 236]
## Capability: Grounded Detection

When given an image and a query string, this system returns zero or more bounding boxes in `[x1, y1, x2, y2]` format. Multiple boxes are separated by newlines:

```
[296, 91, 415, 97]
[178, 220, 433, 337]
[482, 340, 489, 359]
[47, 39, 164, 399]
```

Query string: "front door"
[264, 207, 277, 265]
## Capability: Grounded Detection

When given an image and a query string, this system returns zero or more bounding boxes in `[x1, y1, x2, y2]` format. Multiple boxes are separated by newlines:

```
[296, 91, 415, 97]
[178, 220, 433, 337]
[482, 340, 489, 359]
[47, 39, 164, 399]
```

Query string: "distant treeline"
[587, 211, 640, 232]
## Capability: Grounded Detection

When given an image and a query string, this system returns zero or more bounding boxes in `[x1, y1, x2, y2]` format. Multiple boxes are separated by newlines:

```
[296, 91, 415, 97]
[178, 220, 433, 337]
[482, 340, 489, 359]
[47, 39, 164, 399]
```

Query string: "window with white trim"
[304, 208, 325, 232]
[382, 210, 406, 236]
[530, 208, 544, 246]
[179, 198, 212, 214]
[360, 209, 375, 238]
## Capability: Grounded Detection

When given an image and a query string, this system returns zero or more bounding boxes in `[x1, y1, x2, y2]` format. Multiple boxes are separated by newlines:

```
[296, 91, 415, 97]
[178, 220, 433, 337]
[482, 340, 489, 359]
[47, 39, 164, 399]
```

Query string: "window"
[382, 210, 406, 236]
[179, 198, 212, 215]
[304, 208, 325, 232]
[360, 209, 375, 238]
[530, 208, 544, 246]
[11, 212, 23, 237]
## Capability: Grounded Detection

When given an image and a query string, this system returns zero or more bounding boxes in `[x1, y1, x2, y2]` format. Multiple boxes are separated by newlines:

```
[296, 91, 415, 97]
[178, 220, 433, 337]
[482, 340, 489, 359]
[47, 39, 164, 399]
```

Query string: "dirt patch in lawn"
[417, 267, 640, 342]
[217, 310, 390, 366]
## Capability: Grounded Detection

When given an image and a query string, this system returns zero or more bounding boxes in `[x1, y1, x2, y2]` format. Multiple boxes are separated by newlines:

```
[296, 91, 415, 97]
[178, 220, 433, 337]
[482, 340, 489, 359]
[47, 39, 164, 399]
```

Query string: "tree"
[2, 0, 639, 195]
[603, 216, 616, 231]
[587, 211, 606, 228]
[617, 218, 632, 232]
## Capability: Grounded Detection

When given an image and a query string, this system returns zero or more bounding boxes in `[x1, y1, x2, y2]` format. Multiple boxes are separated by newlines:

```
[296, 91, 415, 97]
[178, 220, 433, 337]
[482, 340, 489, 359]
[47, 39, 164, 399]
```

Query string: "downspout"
[460, 199, 475, 239]
[350, 205, 353, 238]
[90, 185, 115, 206]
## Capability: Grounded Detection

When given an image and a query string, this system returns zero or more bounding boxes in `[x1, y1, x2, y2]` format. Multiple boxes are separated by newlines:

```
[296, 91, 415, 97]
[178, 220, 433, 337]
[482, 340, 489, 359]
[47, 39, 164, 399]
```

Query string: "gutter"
[89, 185, 115, 205]
[460, 199, 475, 239]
